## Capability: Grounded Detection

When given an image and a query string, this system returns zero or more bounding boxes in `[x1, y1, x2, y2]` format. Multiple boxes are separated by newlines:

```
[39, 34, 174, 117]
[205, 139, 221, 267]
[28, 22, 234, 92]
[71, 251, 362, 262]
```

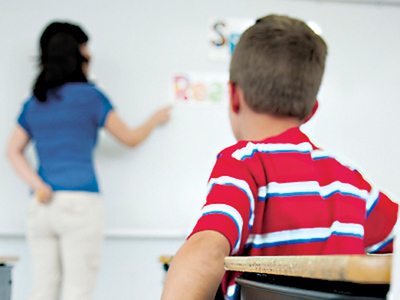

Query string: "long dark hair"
[33, 22, 89, 102]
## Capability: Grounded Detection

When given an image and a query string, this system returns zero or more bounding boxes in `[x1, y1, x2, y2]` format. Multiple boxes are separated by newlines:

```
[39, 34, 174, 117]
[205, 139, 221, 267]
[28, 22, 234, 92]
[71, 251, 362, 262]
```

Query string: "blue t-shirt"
[17, 82, 113, 193]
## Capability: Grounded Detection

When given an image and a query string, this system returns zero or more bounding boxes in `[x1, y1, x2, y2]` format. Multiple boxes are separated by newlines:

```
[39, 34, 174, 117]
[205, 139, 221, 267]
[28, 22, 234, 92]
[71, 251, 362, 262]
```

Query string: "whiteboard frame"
[0, 228, 188, 239]
[289, 0, 400, 5]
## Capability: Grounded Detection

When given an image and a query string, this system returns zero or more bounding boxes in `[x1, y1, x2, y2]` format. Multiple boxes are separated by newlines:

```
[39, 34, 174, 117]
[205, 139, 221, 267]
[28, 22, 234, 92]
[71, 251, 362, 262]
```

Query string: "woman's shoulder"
[60, 82, 113, 110]
[62, 82, 98, 92]
[61, 82, 109, 99]
[20, 94, 37, 108]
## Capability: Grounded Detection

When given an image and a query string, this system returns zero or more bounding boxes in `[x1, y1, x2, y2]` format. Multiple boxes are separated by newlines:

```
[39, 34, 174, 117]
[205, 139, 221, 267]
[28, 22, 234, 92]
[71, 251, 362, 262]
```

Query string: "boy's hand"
[34, 184, 53, 204]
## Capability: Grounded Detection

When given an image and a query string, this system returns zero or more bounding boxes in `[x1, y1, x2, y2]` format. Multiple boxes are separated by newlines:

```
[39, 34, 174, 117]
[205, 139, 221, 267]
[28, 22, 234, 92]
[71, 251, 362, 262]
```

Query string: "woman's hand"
[150, 106, 171, 126]
[34, 183, 53, 204]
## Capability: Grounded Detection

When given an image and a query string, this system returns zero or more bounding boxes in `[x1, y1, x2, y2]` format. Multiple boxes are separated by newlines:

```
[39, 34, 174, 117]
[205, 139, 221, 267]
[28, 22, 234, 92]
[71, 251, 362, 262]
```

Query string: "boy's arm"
[364, 192, 399, 253]
[161, 230, 231, 300]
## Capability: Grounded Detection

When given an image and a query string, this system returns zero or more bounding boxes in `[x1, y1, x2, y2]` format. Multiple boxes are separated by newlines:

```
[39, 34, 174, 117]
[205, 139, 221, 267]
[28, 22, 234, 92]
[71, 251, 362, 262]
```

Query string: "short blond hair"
[230, 15, 327, 120]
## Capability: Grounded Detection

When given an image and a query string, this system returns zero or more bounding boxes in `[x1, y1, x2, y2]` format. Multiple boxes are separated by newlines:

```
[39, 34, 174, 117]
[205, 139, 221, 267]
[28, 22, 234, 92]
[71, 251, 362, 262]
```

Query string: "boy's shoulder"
[218, 127, 311, 161]
[217, 140, 249, 160]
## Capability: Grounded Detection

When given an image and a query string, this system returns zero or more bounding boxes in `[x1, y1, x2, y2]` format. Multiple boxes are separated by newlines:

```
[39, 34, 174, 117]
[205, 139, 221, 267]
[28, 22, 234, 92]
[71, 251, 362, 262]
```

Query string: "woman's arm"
[104, 106, 171, 147]
[6, 125, 52, 203]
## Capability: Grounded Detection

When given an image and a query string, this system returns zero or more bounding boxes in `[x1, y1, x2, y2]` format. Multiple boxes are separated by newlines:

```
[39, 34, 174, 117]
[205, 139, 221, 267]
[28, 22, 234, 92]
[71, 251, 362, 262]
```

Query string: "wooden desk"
[0, 257, 18, 265]
[0, 257, 18, 300]
[224, 255, 391, 300]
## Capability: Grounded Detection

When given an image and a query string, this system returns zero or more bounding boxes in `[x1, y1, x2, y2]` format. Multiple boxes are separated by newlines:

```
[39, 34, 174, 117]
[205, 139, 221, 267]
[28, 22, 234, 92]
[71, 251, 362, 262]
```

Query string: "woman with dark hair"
[6, 21, 170, 300]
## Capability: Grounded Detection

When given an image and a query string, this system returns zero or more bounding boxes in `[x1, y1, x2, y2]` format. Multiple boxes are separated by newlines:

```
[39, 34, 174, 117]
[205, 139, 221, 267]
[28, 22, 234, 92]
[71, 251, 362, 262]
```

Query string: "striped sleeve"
[364, 191, 399, 253]
[189, 154, 258, 255]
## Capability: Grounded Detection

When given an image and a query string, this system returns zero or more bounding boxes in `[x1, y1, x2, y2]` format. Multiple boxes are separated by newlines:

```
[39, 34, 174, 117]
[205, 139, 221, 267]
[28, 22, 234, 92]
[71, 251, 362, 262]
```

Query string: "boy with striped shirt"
[161, 14, 398, 300]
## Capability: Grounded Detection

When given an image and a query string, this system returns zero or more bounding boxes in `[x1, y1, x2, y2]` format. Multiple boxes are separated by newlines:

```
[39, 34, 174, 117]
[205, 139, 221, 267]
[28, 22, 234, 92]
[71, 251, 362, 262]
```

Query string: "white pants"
[27, 192, 104, 300]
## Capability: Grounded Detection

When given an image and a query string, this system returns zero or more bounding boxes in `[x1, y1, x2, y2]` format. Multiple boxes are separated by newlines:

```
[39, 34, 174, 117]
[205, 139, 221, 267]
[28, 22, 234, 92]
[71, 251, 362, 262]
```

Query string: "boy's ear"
[228, 81, 240, 113]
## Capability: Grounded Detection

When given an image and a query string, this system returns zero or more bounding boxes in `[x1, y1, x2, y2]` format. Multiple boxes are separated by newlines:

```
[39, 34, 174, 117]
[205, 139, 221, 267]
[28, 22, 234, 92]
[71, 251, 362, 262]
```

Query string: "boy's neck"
[239, 110, 302, 142]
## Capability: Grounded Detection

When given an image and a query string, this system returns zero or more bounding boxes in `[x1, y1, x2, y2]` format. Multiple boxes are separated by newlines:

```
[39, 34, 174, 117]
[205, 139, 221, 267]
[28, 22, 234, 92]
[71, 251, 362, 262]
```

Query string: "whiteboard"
[1, 0, 400, 236]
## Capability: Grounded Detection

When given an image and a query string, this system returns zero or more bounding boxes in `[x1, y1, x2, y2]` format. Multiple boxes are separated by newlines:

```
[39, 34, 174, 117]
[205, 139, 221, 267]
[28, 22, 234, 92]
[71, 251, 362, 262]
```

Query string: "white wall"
[1, 0, 400, 299]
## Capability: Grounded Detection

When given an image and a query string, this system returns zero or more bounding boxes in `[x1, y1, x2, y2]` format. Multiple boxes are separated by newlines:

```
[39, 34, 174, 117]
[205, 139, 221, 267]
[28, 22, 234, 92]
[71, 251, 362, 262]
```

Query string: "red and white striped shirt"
[190, 127, 399, 299]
